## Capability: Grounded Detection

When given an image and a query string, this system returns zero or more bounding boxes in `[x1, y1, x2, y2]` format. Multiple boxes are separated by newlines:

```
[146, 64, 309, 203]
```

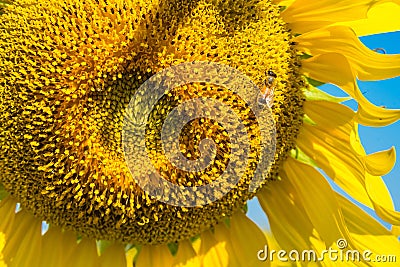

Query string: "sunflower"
[1, 0, 400, 266]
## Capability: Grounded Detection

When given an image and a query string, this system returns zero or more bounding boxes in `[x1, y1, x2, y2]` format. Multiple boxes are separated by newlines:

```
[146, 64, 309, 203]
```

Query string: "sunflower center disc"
[0, 0, 304, 244]
[123, 61, 277, 207]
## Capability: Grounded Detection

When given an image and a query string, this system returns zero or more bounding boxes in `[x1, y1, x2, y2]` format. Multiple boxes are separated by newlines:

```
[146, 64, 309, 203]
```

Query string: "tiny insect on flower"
[258, 70, 276, 107]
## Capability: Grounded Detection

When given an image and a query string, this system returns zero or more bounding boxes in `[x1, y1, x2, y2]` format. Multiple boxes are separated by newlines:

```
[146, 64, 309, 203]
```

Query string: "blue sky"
[247, 30, 400, 231]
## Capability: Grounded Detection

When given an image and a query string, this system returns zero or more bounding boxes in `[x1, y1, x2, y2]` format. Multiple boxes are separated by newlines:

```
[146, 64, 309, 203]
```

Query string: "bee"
[258, 70, 277, 107]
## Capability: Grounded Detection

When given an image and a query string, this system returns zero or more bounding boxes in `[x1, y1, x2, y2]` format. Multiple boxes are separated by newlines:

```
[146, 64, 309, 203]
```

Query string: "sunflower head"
[0, 0, 305, 244]
[2, 0, 400, 267]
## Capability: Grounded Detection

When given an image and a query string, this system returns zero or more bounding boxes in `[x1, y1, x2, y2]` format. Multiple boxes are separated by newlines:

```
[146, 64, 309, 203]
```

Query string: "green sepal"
[306, 77, 324, 87]
[305, 86, 351, 103]
[290, 148, 318, 168]
[167, 242, 179, 256]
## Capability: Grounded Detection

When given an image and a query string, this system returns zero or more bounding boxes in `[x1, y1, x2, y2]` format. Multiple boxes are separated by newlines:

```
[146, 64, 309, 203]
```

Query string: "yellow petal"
[229, 211, 270, 267]
[136, 244, 174, 267]
[191, 238, 201, 255]
[296, 25, 400, 81]
[263, 233, 303, 267]
[69, 238, 100, 267]
[172, 240, 200, 267]
[392, 225, 400, 236]
[263, 157, 399, 266]
[260, 183, 346, 267]
[272, 0, 295, 7]
[2, 210, 42, 267]
[298, 101, 374, 208]
[40, 226, 78, 267]
[100, 243, 127, 267]
[300, 100, 400, 226]
[0, 197, 16, 236]
[0, 198, 9, 267]
[338, 2, 400, 36]
[282, 158, 353, 248]
[365, 173, 400, 225]
[337, 193, 400, 266]
[364, 147, 396, 176]
[356, 94, 400, 127]
[40, 228, 63, 266]
[302, 53, 400, 126]
[213, 223, 241, 267]
[198, 230, 229, 267]
[282, 0, 392, 34]
[0, 183, 9, 201]
[125, 247, 138, 267]
[0, 232, 6, 267]
[258, 176, 326, 254]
